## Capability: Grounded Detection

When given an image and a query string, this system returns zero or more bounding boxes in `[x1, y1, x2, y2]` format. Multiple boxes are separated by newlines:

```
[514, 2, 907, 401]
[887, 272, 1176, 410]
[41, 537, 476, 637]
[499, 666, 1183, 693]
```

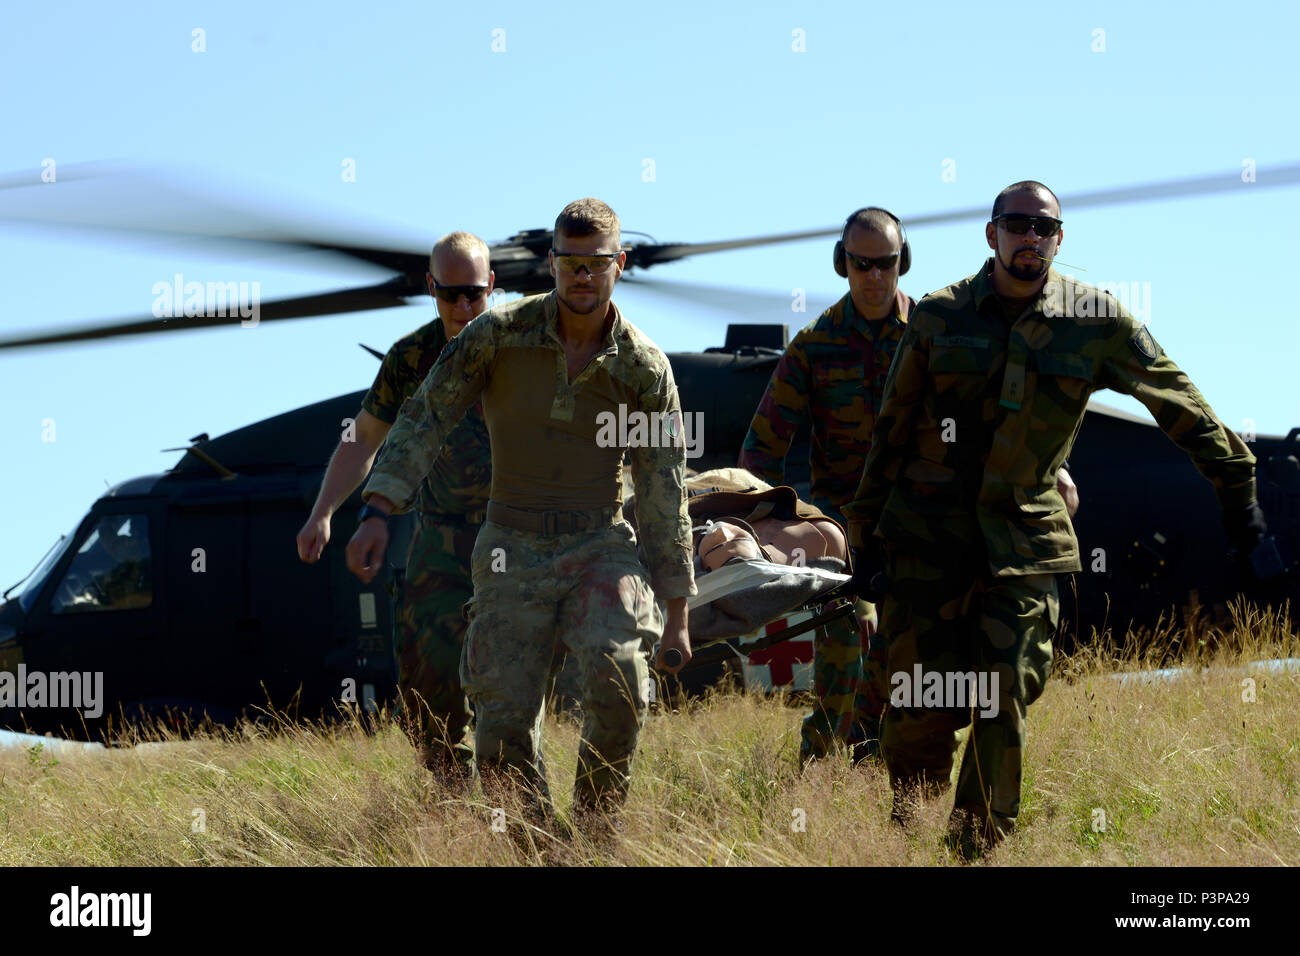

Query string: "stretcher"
[631, 469, 860, 688]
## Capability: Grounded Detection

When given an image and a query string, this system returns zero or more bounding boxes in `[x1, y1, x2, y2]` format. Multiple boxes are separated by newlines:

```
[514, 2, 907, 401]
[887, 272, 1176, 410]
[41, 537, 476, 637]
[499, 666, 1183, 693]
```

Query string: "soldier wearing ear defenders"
[741, 207, 915, 767]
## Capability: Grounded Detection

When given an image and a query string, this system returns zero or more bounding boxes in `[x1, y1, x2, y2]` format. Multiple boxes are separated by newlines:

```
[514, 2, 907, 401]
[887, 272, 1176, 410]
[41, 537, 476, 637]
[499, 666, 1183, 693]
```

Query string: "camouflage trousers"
[461, 518, 661, 816]
[799, 599, 886, 764]
[879, 549, 1057, 848]
[394, 513, 479, 776]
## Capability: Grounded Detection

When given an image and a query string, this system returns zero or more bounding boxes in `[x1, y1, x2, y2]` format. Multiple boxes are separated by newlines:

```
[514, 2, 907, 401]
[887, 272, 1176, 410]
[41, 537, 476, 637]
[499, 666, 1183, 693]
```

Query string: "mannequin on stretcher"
[697, 511, 847, 571]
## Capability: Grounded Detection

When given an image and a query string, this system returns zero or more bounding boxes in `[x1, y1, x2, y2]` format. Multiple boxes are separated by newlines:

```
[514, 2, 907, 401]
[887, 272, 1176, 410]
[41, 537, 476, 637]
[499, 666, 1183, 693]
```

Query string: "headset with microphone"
[832, 206, 911, 277]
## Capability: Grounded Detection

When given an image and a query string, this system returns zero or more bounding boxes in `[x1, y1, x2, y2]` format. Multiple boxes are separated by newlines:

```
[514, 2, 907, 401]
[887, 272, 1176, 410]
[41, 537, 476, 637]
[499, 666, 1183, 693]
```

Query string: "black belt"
[486, 501, 622, 535]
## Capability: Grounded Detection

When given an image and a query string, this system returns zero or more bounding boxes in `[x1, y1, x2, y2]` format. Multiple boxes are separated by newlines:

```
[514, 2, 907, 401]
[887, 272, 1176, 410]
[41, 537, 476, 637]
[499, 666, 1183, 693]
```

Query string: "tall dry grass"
[1, 602, 1296, 866]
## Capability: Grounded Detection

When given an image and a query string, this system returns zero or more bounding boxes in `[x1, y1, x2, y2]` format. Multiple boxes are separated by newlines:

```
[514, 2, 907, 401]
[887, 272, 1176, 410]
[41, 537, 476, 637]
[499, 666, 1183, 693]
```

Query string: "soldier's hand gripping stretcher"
[655, 599, 691, 675]
[823, 542, 889, 607]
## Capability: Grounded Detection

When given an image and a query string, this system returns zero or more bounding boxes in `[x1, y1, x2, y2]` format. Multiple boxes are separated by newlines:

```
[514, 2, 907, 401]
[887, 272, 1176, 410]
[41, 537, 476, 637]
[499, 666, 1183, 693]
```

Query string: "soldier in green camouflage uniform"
[843, 182, 1266, 857]
[297, 232, 494, 776]
[347, 200, 694, 825]
[740, 208, 913, 765]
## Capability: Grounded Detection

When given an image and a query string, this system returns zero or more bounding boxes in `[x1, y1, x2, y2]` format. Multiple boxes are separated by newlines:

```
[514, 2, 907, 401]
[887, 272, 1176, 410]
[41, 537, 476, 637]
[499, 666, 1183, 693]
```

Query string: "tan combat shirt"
[363, 291, 696, 600]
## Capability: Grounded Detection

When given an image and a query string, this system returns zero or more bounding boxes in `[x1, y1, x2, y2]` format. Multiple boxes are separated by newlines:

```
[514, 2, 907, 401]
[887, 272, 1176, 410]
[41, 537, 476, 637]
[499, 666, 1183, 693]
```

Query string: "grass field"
[2, 602, 1297, 866]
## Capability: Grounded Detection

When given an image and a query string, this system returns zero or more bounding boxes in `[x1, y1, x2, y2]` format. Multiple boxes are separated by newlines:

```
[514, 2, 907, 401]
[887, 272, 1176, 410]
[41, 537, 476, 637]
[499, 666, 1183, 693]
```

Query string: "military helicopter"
[2, 164, 1297, 737]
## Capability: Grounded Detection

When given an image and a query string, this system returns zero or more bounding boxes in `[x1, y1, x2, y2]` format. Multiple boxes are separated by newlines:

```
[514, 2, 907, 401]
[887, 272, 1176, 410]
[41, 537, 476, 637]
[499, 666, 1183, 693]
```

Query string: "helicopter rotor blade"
[0, 276, 425, 352]
[621, 275, 799, 322]
[627, 226, 842, 269]
[628, 162, 1300, 269]
[6, 161, 1298, 349]
[0, 163, 566, 294]
[0, 161, 435, 275]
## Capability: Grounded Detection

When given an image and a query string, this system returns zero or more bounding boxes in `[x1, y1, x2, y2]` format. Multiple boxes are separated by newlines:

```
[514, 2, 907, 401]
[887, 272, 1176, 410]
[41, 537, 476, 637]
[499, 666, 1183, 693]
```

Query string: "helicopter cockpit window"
[51, 515, 153, 615]
[16, 531, 75, 613]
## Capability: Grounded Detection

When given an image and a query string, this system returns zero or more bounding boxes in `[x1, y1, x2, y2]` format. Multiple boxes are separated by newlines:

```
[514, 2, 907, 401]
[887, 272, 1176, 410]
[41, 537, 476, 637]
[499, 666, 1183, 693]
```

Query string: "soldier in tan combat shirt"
[843, 181, 1267, 859]
[740, 207, 914, 767]
[346, 199, 694, 834]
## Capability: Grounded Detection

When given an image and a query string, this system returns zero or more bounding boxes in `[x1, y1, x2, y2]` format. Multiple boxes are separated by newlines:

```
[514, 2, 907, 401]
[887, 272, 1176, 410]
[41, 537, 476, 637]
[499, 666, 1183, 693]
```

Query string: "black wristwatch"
[357, 504, 390, 525]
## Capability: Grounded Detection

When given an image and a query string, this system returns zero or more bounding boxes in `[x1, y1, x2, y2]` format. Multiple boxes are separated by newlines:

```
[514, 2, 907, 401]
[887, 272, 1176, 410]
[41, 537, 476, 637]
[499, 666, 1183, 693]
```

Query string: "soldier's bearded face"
[430, 249, 493, 340]
[987, 190, 1062, 283]
[550, 229, 624, 317]
[843, 223, 901, 317]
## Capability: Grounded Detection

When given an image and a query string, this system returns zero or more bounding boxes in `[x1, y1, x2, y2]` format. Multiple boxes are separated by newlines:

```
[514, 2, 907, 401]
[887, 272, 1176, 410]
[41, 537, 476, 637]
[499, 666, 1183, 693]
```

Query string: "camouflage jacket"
[363, 292, 696, 600]
[361, 319, 492, 519]
[739, 290, 913, 521]
[843, 259, 1256, 576]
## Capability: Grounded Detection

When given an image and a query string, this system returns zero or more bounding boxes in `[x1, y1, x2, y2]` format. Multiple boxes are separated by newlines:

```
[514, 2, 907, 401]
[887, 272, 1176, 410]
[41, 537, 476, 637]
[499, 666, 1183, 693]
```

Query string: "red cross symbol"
[745, 617, 814, 688]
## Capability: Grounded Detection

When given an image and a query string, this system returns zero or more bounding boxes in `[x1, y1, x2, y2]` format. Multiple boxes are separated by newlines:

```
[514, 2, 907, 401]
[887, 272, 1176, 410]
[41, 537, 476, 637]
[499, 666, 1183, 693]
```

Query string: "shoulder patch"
[1129, 325, 1159, 364]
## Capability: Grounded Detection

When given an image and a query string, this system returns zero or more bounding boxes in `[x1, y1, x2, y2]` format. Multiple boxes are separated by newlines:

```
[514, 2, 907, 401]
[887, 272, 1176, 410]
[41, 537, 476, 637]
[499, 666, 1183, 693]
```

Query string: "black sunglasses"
[994, 214, 1062, 237]
[845, 251, 900, 272]
[432, 282, 489, 303]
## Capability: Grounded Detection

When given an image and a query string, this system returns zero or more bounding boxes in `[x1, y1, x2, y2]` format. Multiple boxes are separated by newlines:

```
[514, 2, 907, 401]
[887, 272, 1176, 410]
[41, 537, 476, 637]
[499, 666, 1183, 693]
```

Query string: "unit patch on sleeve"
[1129, 325, 1159, 364]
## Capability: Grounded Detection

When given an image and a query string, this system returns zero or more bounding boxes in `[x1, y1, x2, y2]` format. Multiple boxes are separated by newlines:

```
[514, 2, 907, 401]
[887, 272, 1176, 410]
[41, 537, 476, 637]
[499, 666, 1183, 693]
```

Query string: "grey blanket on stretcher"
[684, 554, 848, 640]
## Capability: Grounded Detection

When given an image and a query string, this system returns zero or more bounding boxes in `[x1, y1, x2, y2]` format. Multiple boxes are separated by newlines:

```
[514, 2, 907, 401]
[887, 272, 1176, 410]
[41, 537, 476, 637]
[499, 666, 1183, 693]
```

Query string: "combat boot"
[849, 716, 883, 766]
[888, 773, 950, 829]
[416, 742, 474, 795]
[943, 807, 998, 864]
[569, 791, 629, 856]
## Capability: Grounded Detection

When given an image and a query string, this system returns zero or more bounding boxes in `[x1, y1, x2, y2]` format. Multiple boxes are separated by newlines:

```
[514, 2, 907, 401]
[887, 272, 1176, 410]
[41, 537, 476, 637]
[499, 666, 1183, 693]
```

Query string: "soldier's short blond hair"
[429, 231, 490, 273]
[554, 198, 620, 244]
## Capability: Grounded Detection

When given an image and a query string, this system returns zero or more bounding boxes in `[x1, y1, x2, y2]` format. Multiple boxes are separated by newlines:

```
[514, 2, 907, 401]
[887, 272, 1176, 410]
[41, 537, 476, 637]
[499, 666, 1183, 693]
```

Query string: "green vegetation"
[1, 602, 1296, 866]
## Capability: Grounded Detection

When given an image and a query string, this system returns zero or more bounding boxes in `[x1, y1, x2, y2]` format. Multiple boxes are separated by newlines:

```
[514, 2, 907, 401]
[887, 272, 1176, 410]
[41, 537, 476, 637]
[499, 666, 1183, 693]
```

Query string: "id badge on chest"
[999, 335, 1028, 411]
[999, 360, 1026, 411]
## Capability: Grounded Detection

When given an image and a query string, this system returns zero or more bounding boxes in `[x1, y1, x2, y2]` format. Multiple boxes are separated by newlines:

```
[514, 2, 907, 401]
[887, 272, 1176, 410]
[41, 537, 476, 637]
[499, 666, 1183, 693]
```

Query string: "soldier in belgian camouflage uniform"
[296, 232, 494, 777]
[843, 181, 1267, 858]
[346, 199, 694, 827]
[740, 208, 913, 766]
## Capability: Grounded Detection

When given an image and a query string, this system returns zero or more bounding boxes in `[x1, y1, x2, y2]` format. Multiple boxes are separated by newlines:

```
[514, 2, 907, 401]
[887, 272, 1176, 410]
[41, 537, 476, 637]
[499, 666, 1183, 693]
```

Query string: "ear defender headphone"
[833, 206, 911, 277]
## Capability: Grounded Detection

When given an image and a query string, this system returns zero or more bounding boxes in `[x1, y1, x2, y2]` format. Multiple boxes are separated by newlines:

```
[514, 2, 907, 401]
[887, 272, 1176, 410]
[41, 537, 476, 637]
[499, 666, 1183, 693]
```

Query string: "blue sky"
[2, 0, 1298, 589]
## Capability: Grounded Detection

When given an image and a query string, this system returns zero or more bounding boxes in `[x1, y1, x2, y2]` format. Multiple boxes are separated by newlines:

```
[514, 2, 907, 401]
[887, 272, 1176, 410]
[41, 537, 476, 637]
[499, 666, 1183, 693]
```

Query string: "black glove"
[848, 544, 889, 603]
[1222, 500, 1268, 559]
